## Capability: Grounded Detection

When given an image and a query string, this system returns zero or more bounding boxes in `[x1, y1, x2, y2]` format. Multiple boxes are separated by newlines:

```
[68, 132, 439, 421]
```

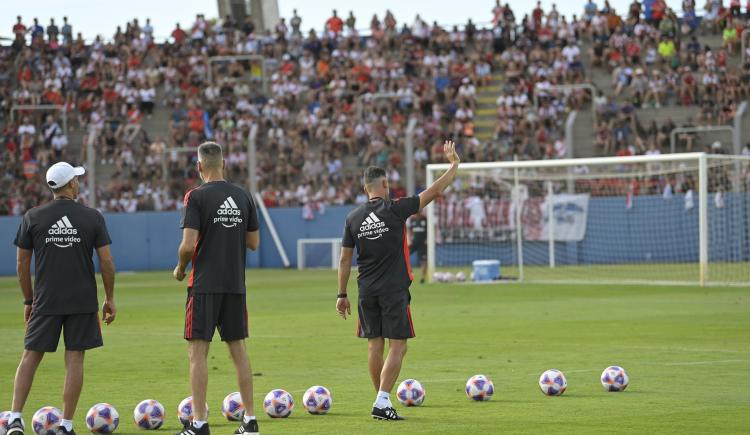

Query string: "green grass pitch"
[1, 269, 748, 434]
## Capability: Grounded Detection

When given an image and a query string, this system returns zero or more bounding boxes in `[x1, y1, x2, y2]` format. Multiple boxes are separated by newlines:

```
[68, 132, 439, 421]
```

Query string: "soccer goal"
[297, 238, 342, 270]
[426, 153, 750, 286]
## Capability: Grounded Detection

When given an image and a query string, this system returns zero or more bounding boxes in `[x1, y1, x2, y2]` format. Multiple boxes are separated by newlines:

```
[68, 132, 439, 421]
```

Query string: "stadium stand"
[1, 1, 750, 215]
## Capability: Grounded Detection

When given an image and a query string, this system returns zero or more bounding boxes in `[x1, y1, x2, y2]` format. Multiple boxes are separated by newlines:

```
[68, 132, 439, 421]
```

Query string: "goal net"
[426, 153, 750, 286]
[297, 238, 342, 270]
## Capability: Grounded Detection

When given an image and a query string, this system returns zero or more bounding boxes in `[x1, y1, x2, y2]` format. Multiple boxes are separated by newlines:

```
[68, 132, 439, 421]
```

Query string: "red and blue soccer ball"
[221, 392, 245, 421]
[0, 411, 11, 435]
[302, 386, 332, 415]
[397, 379, 426, 406]
[601, 365, 629, 392]
[465, 375, 494, 401]
[32, 406, 62, 435]
[86, 403, 119, 434]
[263, 389, 294, 418]
[133, 399, 165, 430]
[539, 369, 568, 396]
[177, 397, 209, 427]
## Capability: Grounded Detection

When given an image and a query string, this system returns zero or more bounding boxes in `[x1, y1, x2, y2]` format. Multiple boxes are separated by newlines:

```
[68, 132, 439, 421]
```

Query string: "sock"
[9, 412, 22, 423]
[61, 420, 73, 432]
[374, 390, 392, 409]
[242, 415, 256, 424]
[192, 420, 207, 429]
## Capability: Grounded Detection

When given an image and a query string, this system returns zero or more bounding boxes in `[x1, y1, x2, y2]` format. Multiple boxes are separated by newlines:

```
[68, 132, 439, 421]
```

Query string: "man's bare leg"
[379, 339, 407, 394]
[227, 340, 255, 417]
[188, 340, 210, 423]
[9, 350, 44, 429]
[62, 351, 84, 420]
[368, 338, 385, 391]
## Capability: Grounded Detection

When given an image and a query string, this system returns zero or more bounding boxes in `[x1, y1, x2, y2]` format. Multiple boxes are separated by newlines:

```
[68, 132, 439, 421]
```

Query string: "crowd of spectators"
[1, 1, 749, 216]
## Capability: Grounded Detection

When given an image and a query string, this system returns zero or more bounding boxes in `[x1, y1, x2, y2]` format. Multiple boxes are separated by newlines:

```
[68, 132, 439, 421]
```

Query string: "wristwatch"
[337, 293, 348, 298]
[24, 299, 33, 305]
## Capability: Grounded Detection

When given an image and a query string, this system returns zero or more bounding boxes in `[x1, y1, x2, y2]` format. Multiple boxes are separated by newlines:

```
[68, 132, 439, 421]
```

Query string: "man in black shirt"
[407, 211, 428, 284]
[9, 162, 116, 435]
[173, 142, 260, 435]
[336, 140, 460, 420]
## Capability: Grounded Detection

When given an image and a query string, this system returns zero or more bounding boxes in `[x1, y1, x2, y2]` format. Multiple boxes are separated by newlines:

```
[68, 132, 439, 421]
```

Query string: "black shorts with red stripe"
[356, 291, 415, 339]
[184, 289, 248, 342]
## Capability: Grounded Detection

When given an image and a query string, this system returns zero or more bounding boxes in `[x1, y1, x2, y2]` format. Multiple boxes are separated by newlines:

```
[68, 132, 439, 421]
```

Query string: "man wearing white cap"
[7, 162, 116, 435]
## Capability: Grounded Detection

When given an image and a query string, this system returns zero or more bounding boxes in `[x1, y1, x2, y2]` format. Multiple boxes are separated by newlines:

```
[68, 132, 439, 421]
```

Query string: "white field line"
[289, 359, 748, 394]
[622, 345, 750, 355]
[662, 359, 747, 366]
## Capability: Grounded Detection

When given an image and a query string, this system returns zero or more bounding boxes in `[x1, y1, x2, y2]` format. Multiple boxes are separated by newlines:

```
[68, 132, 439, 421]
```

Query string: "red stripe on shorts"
[406, 305, 416, 337]
[184, 295, 194, 339]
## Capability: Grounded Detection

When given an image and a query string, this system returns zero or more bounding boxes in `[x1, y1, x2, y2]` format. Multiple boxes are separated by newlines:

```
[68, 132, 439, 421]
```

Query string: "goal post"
[426, 153, 750, 286]
[297, 238, 342, 270]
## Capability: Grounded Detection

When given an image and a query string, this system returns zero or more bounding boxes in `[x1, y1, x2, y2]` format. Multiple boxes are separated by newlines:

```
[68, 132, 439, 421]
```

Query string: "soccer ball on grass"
[396, 379, 425, 406]
[133, 399, 165, 430]
[302, 386, 332, 414]
[600, 366, 629, 392]
[263, 389, 294, 418]
[86, 403, 119, 434]
[465, 375, 494, 401]
[539, 369, 567, 396]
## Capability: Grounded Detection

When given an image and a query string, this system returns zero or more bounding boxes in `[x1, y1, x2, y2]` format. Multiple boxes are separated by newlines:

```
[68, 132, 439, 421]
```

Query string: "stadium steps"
[92, 89, 172, 195]
[572, 109, 597, 158]
[474, 72, 503, 142]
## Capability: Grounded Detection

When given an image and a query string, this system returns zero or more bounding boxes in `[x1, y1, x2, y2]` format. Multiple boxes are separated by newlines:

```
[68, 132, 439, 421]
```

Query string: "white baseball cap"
[46, 162, 85, 189]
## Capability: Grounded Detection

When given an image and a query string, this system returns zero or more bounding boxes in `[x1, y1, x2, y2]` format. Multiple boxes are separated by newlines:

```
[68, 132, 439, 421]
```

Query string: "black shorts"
[184, 289, 248, 342]
[25, 312, 102, 352]
[357, 291, 415, 340]
[412, 243, 427, 262]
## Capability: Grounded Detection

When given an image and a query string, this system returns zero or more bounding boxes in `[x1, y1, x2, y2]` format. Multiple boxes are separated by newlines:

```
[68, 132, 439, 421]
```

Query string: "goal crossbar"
[426, 153, 750, 287]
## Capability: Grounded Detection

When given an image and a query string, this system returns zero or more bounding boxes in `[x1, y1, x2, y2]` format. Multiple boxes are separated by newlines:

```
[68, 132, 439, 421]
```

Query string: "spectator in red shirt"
[12, 16, 26, 43]
[532, 1, 544, 28]
[325, 10, 344, 36]
[171, 23, 187, 44]
[187, 102, 205, 134]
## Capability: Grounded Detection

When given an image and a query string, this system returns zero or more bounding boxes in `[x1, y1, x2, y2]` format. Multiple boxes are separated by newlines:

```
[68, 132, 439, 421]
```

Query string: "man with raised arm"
[173, 142, 260, 435]
[336, 140, 460, 420]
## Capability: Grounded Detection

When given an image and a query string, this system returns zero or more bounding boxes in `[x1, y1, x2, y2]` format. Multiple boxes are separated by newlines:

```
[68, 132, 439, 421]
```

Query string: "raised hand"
[444, 140, 460, 165]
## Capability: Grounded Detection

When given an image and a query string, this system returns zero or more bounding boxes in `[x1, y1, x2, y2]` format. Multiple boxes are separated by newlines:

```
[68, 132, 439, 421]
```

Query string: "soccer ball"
[396, 379, 425, 406]
[0, 411, 11, 435]
[601, 366, 629, 392]
[221, 392, 245, 421]
[539, 369, 567, 396]
[133, 399, 165, 430]
[302, 386, 332, 414]
[263, 389, 294, 418]
[465, 375, 494, 401]
[86, 403, 119, 434]
[32, 407, 62, 435]
[432, 272, 444, 282]
[455, 271, 467, 282]
[443, 272, 455, 282]
[177, 397, 208, 427]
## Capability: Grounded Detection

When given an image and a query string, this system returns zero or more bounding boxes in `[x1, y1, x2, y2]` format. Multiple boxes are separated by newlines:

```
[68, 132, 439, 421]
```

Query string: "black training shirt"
[180, 181, 259, 294]
[408, 215, 427, 247]
[342, 196, 420, 296]
[14, 199, 112, 315]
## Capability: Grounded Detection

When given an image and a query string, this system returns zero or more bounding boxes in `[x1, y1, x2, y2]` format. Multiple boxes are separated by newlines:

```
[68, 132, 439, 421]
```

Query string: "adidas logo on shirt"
[358, 212, 389, 240]
[45, 216, 81, 247]
[214, 196, 243, 228]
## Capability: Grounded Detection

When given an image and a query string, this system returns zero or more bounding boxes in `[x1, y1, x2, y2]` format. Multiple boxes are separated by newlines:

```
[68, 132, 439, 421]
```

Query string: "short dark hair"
[198, 141, 223, 167]
[363, 166, 386, 185]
